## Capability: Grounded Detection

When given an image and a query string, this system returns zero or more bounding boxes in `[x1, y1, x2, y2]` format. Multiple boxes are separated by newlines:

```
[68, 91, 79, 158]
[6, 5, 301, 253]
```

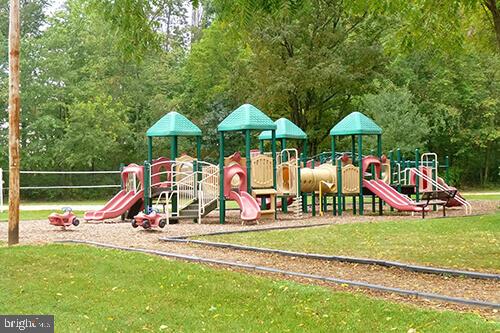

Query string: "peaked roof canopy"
[147, 111, 202, 137]
[218, 104, 276, 132]
[259, 118, 307, 140]
[330, 112, 382, 136]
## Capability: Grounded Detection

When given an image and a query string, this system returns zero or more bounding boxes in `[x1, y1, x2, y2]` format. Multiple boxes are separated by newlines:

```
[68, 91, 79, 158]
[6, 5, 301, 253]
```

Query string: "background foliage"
[0, 0, 498, 199]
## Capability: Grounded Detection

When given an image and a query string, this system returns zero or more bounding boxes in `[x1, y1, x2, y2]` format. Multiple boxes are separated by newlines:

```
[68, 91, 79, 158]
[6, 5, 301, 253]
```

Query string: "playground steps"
[168, 198, 218, 221]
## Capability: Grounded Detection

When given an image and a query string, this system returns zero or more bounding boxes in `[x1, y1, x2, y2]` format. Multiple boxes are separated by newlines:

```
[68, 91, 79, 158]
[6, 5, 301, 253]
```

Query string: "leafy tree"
[61, 96, 129, 169]
[359, 85, 430, 154]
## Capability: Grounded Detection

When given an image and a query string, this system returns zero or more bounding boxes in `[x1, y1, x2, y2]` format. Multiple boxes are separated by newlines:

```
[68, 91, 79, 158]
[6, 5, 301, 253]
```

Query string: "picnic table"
[414, 189, 458, 219]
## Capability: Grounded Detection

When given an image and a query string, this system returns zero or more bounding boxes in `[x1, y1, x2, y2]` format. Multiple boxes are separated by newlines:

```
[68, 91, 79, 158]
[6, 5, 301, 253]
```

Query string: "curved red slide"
[84, 190, 144, 221]
[363, 179, 424, 212]
[224, 163, 261, 221]
[228, 190, 261, 221]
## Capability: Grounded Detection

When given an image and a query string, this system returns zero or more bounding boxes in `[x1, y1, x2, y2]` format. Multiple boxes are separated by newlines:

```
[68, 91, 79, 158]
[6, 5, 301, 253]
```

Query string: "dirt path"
[1, 201, 498, 317]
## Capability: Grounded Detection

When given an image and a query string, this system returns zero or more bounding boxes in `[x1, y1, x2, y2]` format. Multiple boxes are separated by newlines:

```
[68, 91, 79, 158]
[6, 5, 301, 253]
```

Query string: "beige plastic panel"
[381, 162, 391, 184]
[277, 161, 298, 195]
[175, 155, 194, 181]
[251, 154, 274, 188]
[342, 164, 359, 194]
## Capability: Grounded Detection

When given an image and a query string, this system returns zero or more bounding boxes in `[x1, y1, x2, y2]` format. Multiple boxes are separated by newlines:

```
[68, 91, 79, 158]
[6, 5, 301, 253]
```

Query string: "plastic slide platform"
[84, 190, 144, 221]
[363, 179, 424, 212]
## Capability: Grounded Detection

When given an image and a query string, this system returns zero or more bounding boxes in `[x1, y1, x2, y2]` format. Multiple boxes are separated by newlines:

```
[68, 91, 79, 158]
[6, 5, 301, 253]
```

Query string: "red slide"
[84, 190, 144, 221]
[224, 163, 261, 221]
[228, 190, 261, 221]
[363, 179, 424, 212]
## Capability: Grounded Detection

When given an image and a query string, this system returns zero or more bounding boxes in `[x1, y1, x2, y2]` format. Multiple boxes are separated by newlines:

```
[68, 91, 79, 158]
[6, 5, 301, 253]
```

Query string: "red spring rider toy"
[48, 207, 80, 229]
[132, 210, 167, 229]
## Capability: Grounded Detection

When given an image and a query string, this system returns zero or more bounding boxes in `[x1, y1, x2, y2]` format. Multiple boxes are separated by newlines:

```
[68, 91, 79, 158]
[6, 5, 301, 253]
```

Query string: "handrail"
[411, 168, 472, 215]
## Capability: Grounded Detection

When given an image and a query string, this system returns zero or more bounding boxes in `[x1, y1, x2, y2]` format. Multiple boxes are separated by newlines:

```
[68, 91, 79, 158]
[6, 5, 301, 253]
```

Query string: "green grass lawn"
[0, 210, 86, 222]
[463, 194, 500, 201]
[0, 244, 496, 332]
[200, 213, 500, 272]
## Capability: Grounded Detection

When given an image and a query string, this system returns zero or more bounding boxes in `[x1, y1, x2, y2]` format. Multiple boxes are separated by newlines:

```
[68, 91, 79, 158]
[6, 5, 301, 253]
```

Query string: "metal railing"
[410, 167, 472, 215]
[149, 160, 219, 223]
[197, 162, 219, 223]
[277, 148, 299, 196]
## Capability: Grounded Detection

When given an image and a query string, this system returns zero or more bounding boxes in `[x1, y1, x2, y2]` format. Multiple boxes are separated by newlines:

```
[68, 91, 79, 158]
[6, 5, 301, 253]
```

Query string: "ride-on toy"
[132, 210, 167, 229]
[48, 207, 80, 229]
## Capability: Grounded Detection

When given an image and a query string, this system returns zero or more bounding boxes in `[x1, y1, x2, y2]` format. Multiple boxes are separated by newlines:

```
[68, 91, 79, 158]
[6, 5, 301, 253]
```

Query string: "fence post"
[0, 168, 3, 213]
[143, 161, 151, 213]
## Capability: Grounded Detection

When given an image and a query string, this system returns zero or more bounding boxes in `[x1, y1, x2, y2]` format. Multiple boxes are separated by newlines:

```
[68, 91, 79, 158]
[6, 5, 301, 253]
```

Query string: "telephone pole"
[8, 0, 21, 245]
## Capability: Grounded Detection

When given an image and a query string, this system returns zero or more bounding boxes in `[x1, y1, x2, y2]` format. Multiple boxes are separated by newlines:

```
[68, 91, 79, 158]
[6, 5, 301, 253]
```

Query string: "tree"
[61, 96, 130, 169]
[359, 85, 430, 154]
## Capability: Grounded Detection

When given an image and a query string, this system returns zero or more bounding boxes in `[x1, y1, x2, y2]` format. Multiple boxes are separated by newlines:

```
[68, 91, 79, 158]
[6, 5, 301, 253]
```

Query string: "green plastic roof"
[330, 112, 382, 136]
[147, 111, 202, 137]
[259, 118, 307, 140]
[218, 104, 277, 132]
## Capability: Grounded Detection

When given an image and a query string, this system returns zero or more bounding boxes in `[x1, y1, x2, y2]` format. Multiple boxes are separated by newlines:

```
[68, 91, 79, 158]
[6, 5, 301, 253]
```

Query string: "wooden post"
[8, 0, 21, 246]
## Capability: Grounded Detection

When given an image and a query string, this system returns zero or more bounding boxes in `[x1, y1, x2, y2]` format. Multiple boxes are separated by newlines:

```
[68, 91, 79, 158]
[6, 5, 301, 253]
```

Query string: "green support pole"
[259, 140, 264, 153]
[143, 161, 151, 213]
[389, 149, 394, 212]
[377, 134, 383, 215]
[171, 136, 178, 213]
[170, 136, 178, 160]
[271, 130, 277, 219]
[396, 148, 402, 193]
[415, 148, 420, 202]
[302, 193, 308, 213]
[311, 159, 316, 217]
[370, 147, 375, 212]
[147, 137, 153, 163]
[302, 138, 308, 212]
[245, 130, 252, 191]
[358, 135, 364, 215]
[337, 159, 342, 216]
[218, 133, 225, 224]
[353, 196, 356, 215]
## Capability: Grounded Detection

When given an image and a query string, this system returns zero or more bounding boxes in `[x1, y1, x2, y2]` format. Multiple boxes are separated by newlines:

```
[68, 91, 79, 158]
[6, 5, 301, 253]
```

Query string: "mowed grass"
[463, 194, 500, 201]
[200, 213, 500, 272]
[0, 210, 86, 222]
[0, 245, 497, 332]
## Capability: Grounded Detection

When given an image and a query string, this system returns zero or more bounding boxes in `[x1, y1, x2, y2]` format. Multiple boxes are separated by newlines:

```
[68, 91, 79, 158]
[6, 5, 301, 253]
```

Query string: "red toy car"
[48, 207, 80, 229]
[132, 211, 167, 229]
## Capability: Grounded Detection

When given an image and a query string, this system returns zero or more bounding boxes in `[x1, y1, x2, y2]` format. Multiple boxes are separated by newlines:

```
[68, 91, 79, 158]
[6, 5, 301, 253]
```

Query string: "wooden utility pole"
[8, 0, 21, 245]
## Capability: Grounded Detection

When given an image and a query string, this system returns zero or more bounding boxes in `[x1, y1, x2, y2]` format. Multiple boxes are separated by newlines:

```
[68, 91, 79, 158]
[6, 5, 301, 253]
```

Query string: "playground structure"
[81, 105, 471, 226]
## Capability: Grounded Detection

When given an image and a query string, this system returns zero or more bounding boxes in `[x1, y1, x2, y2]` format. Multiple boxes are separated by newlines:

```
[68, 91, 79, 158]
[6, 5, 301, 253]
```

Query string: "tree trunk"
[8, 0, 21, 246]
[484, 0, 500, 51]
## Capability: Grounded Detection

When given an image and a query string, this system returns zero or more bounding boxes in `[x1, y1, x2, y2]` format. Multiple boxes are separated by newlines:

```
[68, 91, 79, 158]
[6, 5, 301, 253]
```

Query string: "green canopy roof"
[259, 118, 307, 140]
[218, 104, 276, 132]
[330, 112, 382, 136]
[147, 111, 202, 137]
